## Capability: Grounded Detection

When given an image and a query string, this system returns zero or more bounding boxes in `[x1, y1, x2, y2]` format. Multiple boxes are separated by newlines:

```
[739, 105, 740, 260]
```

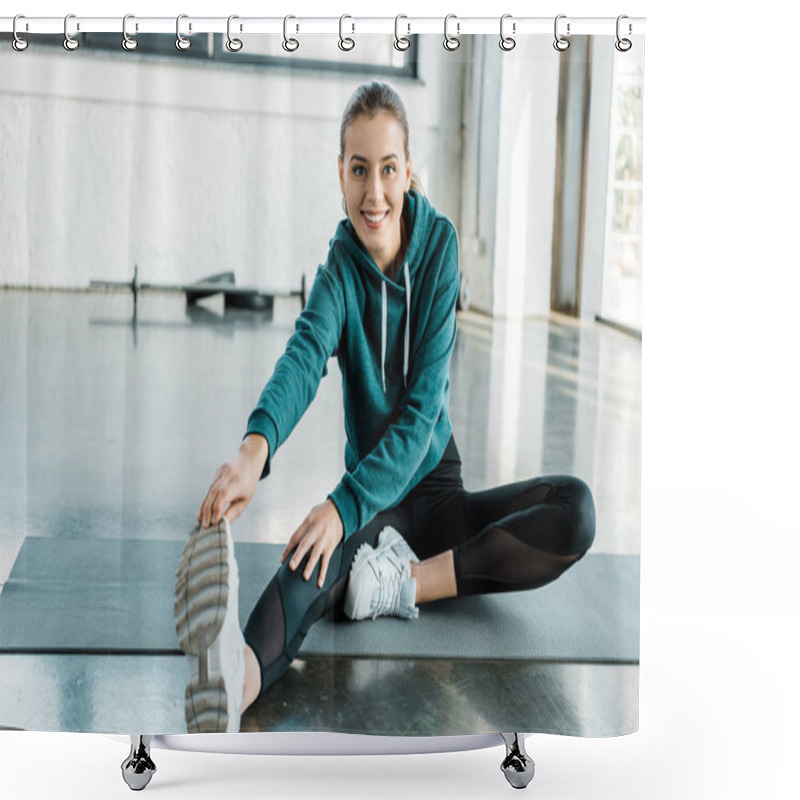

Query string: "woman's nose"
[366, 169, 383, 200]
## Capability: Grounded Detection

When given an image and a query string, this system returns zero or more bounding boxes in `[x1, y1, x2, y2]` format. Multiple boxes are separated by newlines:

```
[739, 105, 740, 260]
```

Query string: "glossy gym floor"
[0, 289, 640, 736]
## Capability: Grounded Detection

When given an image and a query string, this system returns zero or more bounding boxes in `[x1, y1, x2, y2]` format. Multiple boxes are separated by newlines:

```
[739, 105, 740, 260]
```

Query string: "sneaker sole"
[174, 520, 231, 733]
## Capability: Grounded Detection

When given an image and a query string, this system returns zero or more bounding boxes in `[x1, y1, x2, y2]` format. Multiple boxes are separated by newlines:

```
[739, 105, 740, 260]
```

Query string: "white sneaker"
[174, 517, 246, 733]
[344, 526, 420, 621]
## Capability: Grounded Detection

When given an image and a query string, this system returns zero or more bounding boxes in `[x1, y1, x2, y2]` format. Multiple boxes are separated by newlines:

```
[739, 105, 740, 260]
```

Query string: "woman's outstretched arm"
[198, 433, 269, 528]
[245, 262, 345, 479]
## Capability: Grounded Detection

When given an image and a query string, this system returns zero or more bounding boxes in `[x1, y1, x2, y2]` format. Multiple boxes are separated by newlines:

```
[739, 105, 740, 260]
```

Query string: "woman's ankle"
[413, 550, 457, 604]
[241, 644, 262, 713]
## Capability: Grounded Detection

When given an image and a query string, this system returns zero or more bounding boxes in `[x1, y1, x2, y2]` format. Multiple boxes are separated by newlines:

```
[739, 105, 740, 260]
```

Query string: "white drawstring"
[403, 261, 410, 388]
[381, 281, 387, 393]
[380, 263, 411, 394]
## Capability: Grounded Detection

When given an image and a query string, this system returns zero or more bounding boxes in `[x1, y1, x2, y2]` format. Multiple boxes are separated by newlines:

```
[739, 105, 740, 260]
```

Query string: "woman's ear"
[338, 155, 345, 195]
[405, 155, 413, 192]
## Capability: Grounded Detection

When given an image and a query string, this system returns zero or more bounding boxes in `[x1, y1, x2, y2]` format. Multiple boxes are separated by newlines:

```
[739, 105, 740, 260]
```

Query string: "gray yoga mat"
[0, 536, 639, 662]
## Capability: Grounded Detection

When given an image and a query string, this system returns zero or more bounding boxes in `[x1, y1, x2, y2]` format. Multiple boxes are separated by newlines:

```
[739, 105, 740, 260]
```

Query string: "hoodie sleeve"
[245, 263, 345, 478]
[328, 225, 459, 537]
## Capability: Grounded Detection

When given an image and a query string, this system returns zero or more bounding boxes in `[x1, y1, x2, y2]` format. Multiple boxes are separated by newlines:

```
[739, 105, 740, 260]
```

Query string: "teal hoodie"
[245, 190, 459, 539]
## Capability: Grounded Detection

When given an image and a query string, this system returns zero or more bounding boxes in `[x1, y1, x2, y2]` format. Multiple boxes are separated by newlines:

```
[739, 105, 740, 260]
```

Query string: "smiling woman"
[179, 77, 596, 737]
[339, 81, 432, 279]
[337, 81, 425, 278]
[0, 24, 645, 789]
[339, 113, 411, 275]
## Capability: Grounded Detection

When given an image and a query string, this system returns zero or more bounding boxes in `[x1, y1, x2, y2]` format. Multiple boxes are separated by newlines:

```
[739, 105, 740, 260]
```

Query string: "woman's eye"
[353, 166, 365, 176]
[384, 165, 396, 175]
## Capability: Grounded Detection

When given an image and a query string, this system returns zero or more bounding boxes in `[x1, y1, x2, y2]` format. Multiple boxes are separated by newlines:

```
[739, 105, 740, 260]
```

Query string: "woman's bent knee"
[570, 477, 596, 554]
[549, 475, 596, 555]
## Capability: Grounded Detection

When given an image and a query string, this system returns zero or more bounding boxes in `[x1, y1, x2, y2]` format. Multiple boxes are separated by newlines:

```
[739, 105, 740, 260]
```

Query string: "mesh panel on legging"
[448, 476, 596, 597]
[242, 575, 288, 690]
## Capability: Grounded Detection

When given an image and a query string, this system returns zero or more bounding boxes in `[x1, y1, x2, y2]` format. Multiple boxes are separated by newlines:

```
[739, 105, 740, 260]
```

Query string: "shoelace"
[370, 553, 409, 619]
[371, 571, 404, 619]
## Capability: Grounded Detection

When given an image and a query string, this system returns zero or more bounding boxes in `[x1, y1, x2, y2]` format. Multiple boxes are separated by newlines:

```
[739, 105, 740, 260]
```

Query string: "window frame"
[1, 32, 419, 80]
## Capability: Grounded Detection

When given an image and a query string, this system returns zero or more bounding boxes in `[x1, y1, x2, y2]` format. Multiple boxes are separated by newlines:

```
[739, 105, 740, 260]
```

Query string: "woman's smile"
[362, 209, 389, 229]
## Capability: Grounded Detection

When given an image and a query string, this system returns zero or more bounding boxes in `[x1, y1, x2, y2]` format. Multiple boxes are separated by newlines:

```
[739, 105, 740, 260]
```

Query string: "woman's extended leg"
[240, 502, 413, 706]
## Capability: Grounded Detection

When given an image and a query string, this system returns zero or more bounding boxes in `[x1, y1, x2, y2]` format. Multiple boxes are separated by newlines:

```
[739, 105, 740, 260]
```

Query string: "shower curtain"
[0, 21, 643, 741]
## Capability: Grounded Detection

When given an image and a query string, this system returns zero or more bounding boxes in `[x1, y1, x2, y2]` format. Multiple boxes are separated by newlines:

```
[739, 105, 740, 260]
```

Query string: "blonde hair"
[340, 80, 425, 196]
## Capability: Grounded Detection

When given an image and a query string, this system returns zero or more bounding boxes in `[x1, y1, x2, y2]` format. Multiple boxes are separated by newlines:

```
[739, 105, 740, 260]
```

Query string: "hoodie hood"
[332, 190, 437, 392]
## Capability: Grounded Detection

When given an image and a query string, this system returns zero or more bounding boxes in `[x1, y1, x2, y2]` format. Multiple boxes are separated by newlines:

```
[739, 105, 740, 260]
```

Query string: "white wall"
[457, 36, 502, 317]
[457, 36, 564, 319]
[461, 36, 614, 321]
[580, 41, 615, 322]
[0, 37, 464, 290]
[1, 34, 616, 325]
[492, 36, 560, 319]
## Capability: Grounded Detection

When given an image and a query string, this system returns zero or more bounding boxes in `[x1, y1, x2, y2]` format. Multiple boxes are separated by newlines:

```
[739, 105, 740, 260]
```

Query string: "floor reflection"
[0, 652, 637, 737]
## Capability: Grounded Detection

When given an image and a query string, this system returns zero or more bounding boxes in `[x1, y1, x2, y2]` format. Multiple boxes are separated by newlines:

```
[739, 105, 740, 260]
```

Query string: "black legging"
[243, 435, 596, 698]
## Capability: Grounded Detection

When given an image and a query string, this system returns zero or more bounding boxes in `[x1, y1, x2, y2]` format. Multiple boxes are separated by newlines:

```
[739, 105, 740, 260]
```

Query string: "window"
[600, 53, 644, 333]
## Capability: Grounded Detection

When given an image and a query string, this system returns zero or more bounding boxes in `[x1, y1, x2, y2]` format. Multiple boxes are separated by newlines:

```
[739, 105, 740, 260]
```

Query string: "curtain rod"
[1, 16, 646, 37]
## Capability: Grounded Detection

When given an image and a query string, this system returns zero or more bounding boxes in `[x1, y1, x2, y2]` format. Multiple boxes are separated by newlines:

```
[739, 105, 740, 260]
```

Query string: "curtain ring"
[338, 14, 355, 51]
[615, 15, 633, 52]
[443, 14, 460, 51]
[553, 14, 570, 51]
[226, 15, 243, 52]
[499, 14, 516, 51]
[122, 14, 138, 51]
[63, 13, 79, 51]
[394, 15, 410, 51]
[283, 15, 299, 52]
[12, 15, 28, 51]
[176, 13, 191, 50]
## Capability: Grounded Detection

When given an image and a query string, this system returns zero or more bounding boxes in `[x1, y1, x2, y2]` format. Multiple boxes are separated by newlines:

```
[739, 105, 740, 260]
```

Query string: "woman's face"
[338, 111, 412, 272]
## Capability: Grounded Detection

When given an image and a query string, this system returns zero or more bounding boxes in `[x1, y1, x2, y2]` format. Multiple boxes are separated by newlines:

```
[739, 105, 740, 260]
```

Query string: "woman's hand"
[281, 499, 344, 588]
[198, 434, 268, 528]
